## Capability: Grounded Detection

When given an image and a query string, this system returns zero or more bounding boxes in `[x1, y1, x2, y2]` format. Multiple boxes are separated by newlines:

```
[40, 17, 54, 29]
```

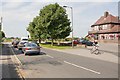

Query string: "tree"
[0, 23, 5, 43]
[27, 16, 45, 43]
[39, 3, 71, 45]
[27, 22, 36, 39]
[27, 3, 71, 46]
[0, 31, 5, 39]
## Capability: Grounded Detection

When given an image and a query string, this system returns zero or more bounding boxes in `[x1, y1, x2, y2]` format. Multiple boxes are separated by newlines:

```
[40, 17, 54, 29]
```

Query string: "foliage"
[0, 31, 5, 42]
[0, 31, 5, 38]
[27, 3, 71, 45]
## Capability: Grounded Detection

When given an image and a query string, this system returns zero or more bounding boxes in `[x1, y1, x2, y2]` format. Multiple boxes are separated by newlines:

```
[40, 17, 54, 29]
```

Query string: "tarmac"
[2, 42, 119, 64]
[47, 42, 119, 64]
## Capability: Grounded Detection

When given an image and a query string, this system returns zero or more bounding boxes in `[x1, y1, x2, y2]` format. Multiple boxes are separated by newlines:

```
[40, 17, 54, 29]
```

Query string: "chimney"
[104, 11, 109, 17]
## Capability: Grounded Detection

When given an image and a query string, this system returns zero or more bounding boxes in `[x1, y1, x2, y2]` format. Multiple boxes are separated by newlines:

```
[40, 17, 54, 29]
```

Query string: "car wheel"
[24, 53, 27, 56]
[24, 52, 27, 55]
[37, 52, 40, 55]
[21, 50, 24, 53]
[18, 47, 20, 50]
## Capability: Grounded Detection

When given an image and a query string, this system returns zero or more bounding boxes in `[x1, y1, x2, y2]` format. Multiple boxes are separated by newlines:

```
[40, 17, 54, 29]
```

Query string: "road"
[1, 44, 23, 80]
[10, 44, 118, 79]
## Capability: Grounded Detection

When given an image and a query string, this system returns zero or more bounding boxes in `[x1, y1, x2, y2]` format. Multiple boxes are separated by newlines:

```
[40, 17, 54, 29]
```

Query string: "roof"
[92, 12, 120, 26]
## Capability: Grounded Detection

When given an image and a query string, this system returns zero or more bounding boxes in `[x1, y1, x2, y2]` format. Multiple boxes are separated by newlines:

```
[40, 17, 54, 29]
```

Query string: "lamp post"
[63, 6, 74, 48]
[0, 17, 2, 30]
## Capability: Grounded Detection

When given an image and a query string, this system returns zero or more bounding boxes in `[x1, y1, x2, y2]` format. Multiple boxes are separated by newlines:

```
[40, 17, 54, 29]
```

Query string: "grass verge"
[40, 44, 72, 50]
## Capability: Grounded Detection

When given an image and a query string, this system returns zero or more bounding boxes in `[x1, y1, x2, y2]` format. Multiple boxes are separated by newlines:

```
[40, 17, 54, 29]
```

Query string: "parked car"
[17, 42, 27, 50]
[17, 37, 28, 50]
[79, 39, 93, 46]
[79, 39, 88, 44]
[21, 37, 28, 42]
[12, 40, 19, 48]
[22, 42, 41, 55]
[73, 40, 79, 44]
[85, 41, 93, 46]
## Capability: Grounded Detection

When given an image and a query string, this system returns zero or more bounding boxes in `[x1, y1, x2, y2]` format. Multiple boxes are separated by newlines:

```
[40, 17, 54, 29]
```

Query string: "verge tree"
[39, 3, 71, 45]
[0, 23, 5, 42]
[0, 31, 5, 38]
[27, 16, 44, 43]
[27, 21, 36, 39]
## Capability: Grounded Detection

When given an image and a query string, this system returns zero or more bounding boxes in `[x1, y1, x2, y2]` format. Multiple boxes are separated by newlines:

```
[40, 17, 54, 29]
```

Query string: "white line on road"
[46, 55, 54, 58]
[10, 45, 22, 66]
[64, 61, 101, 75]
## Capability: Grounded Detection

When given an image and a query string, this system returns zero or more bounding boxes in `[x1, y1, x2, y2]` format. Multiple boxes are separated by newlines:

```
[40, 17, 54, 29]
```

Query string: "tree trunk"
[57, 39, 60, 46]
[51, 38, 54, 46]
[39, 38, 41, 44]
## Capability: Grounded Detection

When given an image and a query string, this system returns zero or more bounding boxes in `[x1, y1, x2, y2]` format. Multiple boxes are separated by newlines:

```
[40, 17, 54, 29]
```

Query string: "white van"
[17, 37, 28, 50]
[21, 37, 28, 43]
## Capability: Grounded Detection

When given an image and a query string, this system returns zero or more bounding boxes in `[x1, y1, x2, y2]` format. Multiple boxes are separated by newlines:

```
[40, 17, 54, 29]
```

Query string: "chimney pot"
[104, 11, 109, 17]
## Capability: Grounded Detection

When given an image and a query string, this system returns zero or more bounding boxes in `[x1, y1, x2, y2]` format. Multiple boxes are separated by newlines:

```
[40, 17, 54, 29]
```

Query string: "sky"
[0, 0, 119, 38]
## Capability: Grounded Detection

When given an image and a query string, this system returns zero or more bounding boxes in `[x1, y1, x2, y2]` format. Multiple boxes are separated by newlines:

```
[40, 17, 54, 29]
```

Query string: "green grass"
[40, 44, 72, 50]
[3, 38, 12, 42]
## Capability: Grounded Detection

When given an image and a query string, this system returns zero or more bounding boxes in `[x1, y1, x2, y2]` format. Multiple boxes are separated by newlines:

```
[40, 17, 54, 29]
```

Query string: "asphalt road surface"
[10, 44, 118, 79]
[1, 44, 22, 80]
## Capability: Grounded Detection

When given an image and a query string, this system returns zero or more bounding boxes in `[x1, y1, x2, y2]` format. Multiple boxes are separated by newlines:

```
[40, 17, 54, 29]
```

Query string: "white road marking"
[10, 46, 22, 66]
[64, 61, 101, 75]
[7, 44, 25, 79]
[46, 55, 54, 58]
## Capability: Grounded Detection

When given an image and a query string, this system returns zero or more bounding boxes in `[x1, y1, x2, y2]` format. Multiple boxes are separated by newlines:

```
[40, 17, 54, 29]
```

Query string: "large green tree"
[27, 16, 45, 43]
[39, 3, 71, 45]
[27, 3, 71, 45]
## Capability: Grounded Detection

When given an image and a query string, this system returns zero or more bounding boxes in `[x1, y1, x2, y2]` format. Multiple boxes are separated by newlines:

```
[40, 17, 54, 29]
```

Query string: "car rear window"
[20, 42, 26, 44]
[22, 39, 28, 41]
[25, 43, 38, 47]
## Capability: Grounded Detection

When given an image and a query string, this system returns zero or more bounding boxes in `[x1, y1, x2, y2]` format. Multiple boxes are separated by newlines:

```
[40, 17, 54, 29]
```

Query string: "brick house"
[88, 11, 120, 43]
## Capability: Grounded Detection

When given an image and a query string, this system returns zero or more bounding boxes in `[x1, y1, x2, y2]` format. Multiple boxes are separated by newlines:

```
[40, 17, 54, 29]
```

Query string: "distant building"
[88, 11, 120, 43]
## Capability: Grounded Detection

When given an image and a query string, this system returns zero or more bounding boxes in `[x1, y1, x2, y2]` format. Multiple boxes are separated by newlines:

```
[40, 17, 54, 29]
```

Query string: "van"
[21, 37, 28, 43]
[17, 37, 28, 50]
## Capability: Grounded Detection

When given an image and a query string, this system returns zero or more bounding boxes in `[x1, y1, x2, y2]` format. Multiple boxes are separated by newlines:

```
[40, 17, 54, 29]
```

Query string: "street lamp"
[0, 17, 2, 30]
[63, 6, 74, 48]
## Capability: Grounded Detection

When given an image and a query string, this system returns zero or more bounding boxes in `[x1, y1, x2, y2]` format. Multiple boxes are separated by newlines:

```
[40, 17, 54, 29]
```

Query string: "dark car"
[79, 39, 88, 44]
[79, 39, 93, 46]
[12, 40, 19, 48]
[85, 41, 93, 46]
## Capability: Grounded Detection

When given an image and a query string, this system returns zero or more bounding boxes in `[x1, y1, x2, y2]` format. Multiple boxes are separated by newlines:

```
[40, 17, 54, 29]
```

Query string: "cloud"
[2, 2, 56, 37]
[2, 1, 118, 37]
[2, 0, 119, 2]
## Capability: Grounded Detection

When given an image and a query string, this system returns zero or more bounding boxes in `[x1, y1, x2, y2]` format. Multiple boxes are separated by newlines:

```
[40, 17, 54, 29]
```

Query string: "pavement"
[46, 42, 119, 64]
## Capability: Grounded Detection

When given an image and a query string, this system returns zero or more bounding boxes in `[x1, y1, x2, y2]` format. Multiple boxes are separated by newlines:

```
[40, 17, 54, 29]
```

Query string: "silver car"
[22, 42, 41, 55]
[17, 42, 27, 50]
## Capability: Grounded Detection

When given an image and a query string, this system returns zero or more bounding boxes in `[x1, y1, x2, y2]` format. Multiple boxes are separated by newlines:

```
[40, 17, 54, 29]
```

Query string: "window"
[103, 25, 107, 30]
